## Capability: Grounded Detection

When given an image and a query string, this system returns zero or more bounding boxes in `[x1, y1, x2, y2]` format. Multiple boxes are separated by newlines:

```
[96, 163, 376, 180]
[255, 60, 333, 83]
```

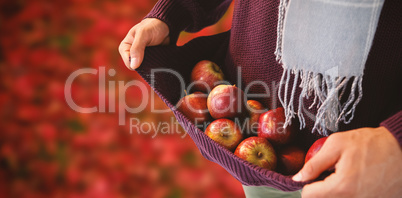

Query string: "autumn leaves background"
[0, 0, 243, 197]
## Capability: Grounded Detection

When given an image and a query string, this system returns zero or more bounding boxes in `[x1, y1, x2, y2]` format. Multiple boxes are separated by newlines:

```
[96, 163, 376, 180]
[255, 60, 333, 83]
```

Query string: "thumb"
[293, 136, 341, 182]
[130, 32, 148, 70]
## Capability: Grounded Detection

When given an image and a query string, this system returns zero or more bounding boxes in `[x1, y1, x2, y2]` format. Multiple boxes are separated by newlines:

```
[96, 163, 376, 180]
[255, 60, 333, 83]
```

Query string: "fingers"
[118, 27, 151, 70]
[293, 135, 342, 182]
[119, 29, 135, 70]
[119, 42, 131, 68]
[129, 30, 149, 70]
[119, 19, 170, 70]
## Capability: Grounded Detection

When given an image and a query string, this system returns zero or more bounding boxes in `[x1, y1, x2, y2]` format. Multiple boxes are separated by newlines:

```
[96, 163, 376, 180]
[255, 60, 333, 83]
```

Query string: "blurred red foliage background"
[0, 0, 244, 197]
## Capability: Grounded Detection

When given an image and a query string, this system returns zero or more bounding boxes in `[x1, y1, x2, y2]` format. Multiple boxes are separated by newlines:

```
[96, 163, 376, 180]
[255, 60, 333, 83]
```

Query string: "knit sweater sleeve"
[380, 110, 402, 147]
[144, 0, 232, 43]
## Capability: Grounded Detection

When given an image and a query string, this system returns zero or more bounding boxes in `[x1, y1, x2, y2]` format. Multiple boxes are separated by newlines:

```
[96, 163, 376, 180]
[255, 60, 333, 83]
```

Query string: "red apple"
[234, 137, 277, 170]
[245, 100, 266, 137]
[278, 146, 306, 175]
[207, 85, 246, 119]
[191, 60, 225, 93]
[176, 91, 211, 126]
[258, 107, 293, 145]
[305, 137, 328, 163]
[205, 119, 243, 151]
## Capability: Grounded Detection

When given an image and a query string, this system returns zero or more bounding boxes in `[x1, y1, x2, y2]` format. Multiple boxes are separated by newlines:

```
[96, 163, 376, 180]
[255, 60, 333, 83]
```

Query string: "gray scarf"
[275, 0, 384, 135]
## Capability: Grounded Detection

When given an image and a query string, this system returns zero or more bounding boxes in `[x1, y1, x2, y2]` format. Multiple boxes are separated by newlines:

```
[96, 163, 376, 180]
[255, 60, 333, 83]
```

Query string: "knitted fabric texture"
[138, 0, 402, 190]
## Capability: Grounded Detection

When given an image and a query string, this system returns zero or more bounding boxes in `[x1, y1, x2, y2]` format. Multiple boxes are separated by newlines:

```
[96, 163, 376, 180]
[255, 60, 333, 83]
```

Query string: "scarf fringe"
[279, 69, 363, 135]
[275, 0, 364, 135]
[274, 0, 289, 62]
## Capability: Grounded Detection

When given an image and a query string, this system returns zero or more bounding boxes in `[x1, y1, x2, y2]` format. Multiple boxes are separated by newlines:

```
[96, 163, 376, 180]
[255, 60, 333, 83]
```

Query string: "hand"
[119, 18, 170, 70]
[293, 127, 402, 198]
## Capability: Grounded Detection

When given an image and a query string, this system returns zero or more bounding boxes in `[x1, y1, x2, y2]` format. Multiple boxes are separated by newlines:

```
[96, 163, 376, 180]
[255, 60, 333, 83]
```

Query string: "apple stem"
[184, 89, 188, 96]
[257, 152, 263, 158]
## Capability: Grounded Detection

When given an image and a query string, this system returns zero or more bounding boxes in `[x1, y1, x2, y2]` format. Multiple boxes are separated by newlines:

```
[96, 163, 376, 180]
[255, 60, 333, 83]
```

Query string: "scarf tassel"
[279, 69, 363, 135]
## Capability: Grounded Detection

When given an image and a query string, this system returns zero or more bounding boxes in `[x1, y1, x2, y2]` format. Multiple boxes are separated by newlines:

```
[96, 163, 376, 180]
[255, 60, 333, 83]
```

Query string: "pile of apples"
[177, 60, 328, 175]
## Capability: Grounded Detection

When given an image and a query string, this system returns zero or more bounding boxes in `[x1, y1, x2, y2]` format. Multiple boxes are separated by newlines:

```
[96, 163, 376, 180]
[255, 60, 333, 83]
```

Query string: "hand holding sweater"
[119, 0, 232, 70]
[118, 18, 170, 70]
[294, 127, 402, 197]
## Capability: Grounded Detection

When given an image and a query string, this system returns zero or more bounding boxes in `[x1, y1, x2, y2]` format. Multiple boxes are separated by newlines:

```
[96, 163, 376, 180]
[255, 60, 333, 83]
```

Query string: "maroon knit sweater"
[135, 0, 402, 191]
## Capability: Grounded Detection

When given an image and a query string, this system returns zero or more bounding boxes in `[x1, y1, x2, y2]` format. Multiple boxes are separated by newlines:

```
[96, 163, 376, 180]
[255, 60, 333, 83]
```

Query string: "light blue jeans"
[242, 185, 302, 198]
